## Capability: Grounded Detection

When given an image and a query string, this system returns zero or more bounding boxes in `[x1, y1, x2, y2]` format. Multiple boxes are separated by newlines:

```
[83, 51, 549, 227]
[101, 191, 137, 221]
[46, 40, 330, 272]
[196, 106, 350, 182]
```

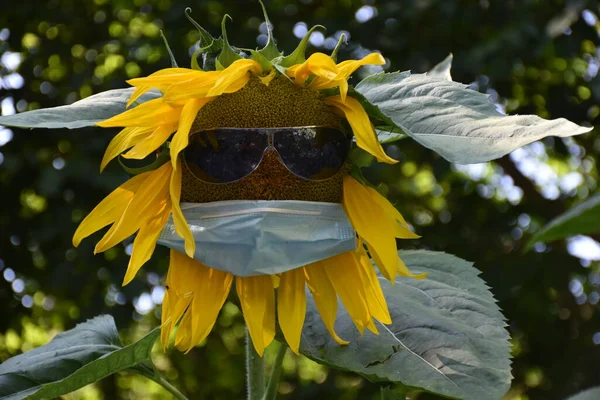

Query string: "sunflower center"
[181, 75, 349, 203]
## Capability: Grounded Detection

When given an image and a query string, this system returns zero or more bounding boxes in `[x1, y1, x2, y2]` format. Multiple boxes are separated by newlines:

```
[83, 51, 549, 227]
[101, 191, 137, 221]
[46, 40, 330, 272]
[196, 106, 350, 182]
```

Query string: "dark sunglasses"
[183, 126, 350, 184]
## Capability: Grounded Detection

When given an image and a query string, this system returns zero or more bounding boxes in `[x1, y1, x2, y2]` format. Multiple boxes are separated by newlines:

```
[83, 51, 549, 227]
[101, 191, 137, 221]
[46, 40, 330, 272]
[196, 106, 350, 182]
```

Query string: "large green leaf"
[0, 89, 160, 129]
[567, 387, 600, 400]
[526, 193, 600, 250]
[355, 71, 592, 164]
[0, 315, 159, 400]
[300, 250, 511, 400]
[428, 53, 453, 81]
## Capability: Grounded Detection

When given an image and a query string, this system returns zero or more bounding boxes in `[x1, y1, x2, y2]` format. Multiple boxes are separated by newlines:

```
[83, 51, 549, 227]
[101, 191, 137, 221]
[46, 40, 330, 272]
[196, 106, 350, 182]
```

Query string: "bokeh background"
[1, 0, 600, 399]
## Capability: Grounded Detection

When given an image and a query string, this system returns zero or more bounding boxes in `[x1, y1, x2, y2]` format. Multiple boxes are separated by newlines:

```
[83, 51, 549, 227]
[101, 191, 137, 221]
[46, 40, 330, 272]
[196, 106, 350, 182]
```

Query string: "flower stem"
[246, 328, 265, 400]
[148, 374, 188, 400]
[262, 343, 288, 400]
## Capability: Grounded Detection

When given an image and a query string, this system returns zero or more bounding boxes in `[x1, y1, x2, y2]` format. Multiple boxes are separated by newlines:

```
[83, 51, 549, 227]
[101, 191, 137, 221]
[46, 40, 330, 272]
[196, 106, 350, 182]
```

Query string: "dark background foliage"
[1, 0, 599, 399]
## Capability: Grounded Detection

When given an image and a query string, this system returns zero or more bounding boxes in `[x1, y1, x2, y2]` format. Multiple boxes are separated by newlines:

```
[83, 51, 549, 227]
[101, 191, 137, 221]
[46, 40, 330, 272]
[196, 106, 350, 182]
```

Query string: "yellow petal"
[323, 95, 397, 164]
[100, 126, 154, 172]
[287, 52, 338, 85]
[122, 200, 171, 286]
[342, 176, 399, 281]
[336, 53, 385, 79]
[170, 159, 195, 257]
[258, 69, 277, 86]
[161, 249, 194, 349]
[72, 172, 149, 247]
[304, 262, 349, 345]
[170, 98, 212, 169]
[122, 123, 177, 160]
[357, 248, 391, 324]
[206, 59, 262, 97]
[94, 162, 172, 253]
[263, 279, 276, 348]
[322, 251, 371, 333]
[97, 98, 182, 128]
[365, 186, 419, 239]
[162, 72, 221, 102]
[236, 275, 275, 356]
[126, 68, 203, 106]
[277, 268, 307, 354]
[397, 256, 428, 280]
[186, 263, 233, 352]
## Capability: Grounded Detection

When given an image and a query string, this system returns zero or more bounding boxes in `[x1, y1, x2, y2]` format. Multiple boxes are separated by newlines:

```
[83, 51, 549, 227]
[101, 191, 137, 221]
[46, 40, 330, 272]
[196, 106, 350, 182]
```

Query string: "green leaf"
[300, 250, 512, 400]
[355, 71, 592, 164]
[347, 87, 407, 140]
[525, 193, 600, 250]
[0, 315, 160, 400]
[376, 129, 405, 144]
[567, 387, 600, 400]
[0, 88, 160, 129]
[428, 53, 453, 81]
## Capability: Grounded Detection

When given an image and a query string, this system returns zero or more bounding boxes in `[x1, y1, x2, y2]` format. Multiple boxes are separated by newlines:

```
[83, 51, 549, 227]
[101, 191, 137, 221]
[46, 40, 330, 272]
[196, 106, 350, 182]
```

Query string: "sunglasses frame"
[183, 125, 351, 184]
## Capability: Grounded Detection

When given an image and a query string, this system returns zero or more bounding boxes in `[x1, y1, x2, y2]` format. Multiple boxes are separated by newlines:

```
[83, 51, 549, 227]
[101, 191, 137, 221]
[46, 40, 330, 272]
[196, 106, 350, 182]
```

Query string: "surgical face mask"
[157, 200, 357, 277]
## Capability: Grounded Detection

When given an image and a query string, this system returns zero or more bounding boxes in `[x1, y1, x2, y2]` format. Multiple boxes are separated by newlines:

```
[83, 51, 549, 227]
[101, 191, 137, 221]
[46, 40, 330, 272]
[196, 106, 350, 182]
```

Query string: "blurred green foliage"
[0, 0, 599, 399]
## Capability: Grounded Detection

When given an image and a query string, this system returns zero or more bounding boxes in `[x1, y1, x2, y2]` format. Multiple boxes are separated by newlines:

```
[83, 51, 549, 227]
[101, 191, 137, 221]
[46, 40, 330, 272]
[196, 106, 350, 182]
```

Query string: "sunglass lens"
[274, 127, 350, 180]
[184, 129, 267, 183]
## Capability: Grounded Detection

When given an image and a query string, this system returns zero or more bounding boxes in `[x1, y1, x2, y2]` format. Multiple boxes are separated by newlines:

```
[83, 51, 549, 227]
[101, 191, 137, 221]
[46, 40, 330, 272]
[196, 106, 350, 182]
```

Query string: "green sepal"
[185, 7, 219, 51]
[118, 149, 170, 175]
[191, 48, 203, 70]
[349, 163, 372, 187]
[185, 7, 223, 71]
[257, 0, 283, 61]
[280, 25, 325, 67]
[250, 50, 272, 72]
[330, 33, 347, 63]
[159, 30, 178, 68]
[217, 14, 243, 69]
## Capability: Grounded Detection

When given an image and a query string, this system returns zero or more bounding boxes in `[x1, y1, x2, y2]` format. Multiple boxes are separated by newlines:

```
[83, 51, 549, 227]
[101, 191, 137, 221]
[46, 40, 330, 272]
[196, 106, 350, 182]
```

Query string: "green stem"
[262, 343, 288, 400]
[246, 328, 266, 400]
[148, 374, 188, 400]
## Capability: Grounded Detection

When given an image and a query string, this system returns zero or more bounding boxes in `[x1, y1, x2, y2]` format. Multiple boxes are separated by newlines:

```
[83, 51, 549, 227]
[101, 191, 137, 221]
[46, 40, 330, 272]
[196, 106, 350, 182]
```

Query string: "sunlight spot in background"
[3, 268, 15, 282]
[0, 128, 13, 146]
[52, 157, 65, 170]
[593, 332, 600, 345]
[308, 31, 324, 47]
[1, 97, 15, 115]
[0, 28, 9, 41]
[151, 286, 165, 304]
[11, 278, 24, 293]
[355, 6, 377, 23]
[134, 292, 154, 315]
[582, 10, 598, 26]
[21, 295, 33, 308]
[569, 278, 584, 297]
[567, 235, 600, 261]
[1, 52, 22, 71]
[293, 22, 307, 39]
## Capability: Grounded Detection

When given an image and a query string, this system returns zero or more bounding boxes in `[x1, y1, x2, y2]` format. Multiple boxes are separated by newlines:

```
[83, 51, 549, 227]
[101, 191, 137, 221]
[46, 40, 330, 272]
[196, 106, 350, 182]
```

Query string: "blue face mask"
[157, 200, 357, 277]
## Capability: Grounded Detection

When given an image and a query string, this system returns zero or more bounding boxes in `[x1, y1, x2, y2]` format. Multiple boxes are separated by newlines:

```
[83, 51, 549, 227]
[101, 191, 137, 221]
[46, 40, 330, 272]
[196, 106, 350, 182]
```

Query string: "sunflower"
[72, 11, 424, 357]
